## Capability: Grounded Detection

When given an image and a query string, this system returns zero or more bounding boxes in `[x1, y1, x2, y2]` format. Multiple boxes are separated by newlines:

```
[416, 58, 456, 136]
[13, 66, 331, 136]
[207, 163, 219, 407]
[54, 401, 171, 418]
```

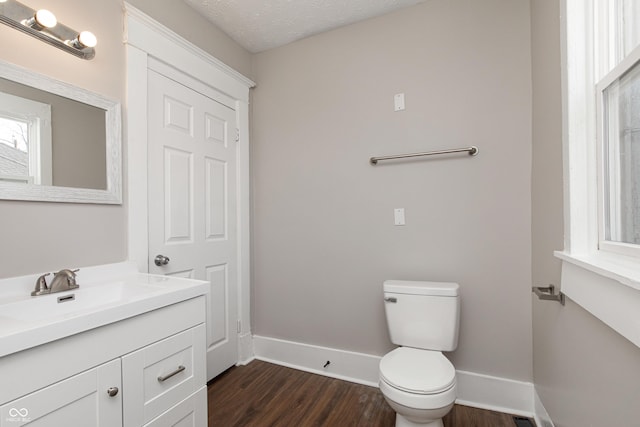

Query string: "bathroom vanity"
[0, 262, 208, 426]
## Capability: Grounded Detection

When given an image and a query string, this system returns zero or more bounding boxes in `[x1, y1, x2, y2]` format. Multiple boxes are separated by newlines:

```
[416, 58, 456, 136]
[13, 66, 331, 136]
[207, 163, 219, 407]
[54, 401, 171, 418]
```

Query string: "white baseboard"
[251, 335, 536, 417]
[252, 335, 380, 387]
[455, 370, 534, 418]
[533, 388, 555, 427]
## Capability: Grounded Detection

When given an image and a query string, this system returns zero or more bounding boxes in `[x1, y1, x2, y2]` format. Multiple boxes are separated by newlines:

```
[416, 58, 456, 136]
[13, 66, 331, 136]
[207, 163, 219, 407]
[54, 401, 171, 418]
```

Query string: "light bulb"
[24, 9, 57, 30]
[34, 9, 57, 29]
[78, 31, 97, 48]
[69, 31, 97, 49]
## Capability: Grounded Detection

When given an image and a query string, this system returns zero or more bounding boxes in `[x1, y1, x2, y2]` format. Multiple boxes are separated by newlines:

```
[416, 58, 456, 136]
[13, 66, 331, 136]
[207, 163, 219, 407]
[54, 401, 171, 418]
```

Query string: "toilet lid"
[380, 347, 456, 394]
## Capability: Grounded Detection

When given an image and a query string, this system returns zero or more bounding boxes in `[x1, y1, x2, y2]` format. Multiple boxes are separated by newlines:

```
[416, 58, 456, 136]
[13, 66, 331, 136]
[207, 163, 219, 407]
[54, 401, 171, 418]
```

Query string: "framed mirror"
[0, 59, 121, 204]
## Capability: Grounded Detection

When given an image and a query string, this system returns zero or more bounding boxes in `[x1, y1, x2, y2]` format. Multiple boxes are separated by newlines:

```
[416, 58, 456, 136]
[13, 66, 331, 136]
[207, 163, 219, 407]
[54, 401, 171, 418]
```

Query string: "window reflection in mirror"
[0, 77, 106, 190]
[0, 91, 52, 185]
[0, 117, 31, 183]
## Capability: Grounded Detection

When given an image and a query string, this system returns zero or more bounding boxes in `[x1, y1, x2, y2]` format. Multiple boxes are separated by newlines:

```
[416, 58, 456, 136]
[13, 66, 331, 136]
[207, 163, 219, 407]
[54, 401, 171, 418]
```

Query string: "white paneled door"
[147, 68, 238, 381]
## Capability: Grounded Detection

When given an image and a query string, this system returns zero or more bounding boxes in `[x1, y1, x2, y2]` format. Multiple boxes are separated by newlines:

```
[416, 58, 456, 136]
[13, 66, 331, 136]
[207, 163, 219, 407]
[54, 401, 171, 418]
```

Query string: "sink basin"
[0, 262, 208, 358]
[1, 281, 165, 322]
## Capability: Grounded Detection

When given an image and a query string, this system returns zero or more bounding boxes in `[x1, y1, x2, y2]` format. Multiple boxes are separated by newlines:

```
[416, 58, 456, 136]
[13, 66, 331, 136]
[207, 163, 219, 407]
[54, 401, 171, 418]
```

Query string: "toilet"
[379, 280, 460, 427]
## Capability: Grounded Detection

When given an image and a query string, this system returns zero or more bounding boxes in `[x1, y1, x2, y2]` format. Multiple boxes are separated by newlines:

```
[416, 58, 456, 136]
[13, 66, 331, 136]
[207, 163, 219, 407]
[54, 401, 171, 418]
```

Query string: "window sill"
[555, 251, 640, 292]
[554, 251, 640, 348]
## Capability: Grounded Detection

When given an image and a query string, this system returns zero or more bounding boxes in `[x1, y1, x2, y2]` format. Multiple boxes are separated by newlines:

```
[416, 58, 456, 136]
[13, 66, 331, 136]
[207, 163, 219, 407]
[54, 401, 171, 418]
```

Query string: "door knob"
[107, 387, 119, 397]
[154, 254, 170, 266]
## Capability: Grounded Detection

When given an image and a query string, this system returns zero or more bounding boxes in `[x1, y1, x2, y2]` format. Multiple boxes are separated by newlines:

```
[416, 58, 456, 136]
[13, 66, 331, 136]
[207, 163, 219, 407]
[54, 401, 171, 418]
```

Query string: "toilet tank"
[383, 280, 460, 351]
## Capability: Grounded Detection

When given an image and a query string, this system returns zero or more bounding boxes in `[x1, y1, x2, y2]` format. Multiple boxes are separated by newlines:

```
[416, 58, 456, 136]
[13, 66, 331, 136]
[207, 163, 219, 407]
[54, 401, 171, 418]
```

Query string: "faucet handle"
[31, 273, 51, 296]
[68, 269, 79, 286]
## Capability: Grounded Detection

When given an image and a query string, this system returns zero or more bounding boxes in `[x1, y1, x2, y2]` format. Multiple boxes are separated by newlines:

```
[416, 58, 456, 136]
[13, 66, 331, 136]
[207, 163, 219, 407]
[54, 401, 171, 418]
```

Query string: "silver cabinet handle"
[154, 254, 170, 266]
[157, 365, 185, 382]
[107, 387, 119, 397]
[384, 297, 397, 303]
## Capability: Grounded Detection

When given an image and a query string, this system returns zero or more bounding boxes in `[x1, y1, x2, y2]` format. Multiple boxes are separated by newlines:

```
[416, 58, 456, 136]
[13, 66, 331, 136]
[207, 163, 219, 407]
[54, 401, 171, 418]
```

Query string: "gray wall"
[251, 0, 533, 381]
[0, 0, 250, 278]
[530, 1, 640, 425]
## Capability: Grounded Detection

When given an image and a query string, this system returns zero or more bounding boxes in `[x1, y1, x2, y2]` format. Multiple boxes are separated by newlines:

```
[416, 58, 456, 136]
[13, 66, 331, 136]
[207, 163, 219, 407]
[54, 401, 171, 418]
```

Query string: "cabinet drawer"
[144, 387, 206, 427]
[122, 324, 205, 427]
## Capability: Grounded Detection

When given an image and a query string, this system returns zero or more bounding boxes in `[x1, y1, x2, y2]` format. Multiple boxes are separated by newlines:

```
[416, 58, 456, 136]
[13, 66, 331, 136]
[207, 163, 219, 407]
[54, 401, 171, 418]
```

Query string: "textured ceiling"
[182, 0, 426, 53]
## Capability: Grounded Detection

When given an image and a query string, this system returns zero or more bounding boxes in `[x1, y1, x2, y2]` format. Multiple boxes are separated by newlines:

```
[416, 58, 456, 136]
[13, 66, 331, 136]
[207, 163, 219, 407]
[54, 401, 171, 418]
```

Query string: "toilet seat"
[379, 347, 456, 395]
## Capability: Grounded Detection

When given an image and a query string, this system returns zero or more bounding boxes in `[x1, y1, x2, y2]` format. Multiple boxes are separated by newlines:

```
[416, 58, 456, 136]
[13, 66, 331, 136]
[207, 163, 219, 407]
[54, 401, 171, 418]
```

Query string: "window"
[596, 1, 640, 257]
[562, 0, 640, 259]
[559, 0, 640, 348]
[600, 57, 640, 249]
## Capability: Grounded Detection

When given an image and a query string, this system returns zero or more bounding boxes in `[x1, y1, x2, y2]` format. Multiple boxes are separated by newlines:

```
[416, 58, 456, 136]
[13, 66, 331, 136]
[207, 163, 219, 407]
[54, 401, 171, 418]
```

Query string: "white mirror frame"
[0, 59, 121, 204]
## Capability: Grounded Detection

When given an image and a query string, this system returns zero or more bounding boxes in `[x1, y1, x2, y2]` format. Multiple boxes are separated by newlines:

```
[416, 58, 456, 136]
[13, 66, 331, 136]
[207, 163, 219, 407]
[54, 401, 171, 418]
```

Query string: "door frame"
[123, 3, 255, 364]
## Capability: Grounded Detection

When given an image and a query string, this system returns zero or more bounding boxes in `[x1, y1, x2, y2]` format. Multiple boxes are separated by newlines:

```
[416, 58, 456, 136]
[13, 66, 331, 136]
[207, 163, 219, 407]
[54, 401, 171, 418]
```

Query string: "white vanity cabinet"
[0, 292, 208, 427]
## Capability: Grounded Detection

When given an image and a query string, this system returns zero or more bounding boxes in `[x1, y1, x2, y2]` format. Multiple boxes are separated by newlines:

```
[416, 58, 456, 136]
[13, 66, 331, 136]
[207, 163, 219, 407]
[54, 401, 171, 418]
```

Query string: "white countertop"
[0, 262, 208, 358]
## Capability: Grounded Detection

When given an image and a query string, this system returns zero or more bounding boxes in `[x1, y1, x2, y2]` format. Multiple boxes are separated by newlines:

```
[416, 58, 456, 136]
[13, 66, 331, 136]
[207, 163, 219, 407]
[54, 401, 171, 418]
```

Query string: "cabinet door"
[0, 359, 122, 427]
[122, 324, 206, 427]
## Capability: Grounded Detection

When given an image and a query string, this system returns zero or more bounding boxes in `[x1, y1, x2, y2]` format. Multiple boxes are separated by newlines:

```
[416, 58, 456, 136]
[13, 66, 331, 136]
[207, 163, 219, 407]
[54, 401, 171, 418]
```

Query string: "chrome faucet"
[31, 269, 79, 296]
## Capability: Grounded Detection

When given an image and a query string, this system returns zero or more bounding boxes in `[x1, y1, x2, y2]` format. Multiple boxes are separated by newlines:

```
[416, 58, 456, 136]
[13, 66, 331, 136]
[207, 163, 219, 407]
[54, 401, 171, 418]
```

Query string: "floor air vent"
[513, 416, 535, 427]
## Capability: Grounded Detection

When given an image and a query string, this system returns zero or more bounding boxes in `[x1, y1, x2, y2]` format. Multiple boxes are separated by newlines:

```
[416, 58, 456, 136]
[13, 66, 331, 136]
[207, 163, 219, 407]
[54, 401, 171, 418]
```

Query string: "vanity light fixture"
[0, 0, 96, 60]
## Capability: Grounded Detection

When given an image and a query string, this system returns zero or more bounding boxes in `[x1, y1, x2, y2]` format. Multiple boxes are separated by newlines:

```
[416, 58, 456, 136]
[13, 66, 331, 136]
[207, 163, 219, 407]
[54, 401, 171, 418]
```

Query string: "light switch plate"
[394, 93, 405, 111]
[394, 208, 405, 225]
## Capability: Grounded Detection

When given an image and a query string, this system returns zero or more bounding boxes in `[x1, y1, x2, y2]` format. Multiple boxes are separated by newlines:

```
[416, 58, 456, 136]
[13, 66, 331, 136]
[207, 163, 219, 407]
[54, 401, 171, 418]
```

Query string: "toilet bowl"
[379, 347, 456, 427]
[379, 280, 460, 427]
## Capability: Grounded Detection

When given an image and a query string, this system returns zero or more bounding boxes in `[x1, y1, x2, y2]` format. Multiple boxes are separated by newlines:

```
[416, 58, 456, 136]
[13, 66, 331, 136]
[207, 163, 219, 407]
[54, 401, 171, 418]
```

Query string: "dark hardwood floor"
[207, 360, 535, 427]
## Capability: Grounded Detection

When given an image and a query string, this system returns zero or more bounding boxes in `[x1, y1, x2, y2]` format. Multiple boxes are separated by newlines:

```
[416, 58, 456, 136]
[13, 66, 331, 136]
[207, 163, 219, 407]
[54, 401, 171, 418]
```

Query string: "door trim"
[124, 3, 255, 363]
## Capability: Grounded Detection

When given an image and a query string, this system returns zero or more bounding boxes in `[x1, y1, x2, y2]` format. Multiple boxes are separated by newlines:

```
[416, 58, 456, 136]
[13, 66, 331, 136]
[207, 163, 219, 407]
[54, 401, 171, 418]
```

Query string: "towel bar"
[370, 146, 478, 165]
